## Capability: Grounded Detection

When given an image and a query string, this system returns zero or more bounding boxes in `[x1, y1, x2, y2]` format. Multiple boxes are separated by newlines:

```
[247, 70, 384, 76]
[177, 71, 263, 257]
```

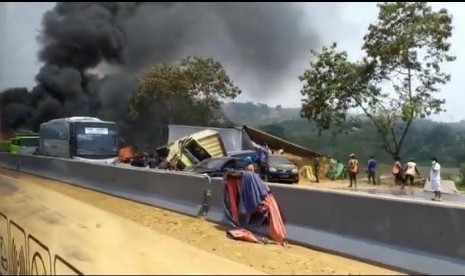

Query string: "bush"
[442, 172, 454, 181]
[455, 163, 465, 189]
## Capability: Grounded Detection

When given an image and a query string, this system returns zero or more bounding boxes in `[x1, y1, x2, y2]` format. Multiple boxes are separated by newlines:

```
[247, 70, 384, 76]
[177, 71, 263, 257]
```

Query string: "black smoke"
[0, 2, 322, 144]
[0, 88, 33, 137]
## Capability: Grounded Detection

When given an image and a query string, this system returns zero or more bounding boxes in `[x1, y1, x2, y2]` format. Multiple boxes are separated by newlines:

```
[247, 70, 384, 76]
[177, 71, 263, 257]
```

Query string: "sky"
[0, 2, 463, 122]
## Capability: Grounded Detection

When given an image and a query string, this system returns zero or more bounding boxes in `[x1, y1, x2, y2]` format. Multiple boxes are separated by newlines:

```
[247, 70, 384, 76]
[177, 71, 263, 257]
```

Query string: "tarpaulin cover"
[223, 171, 287, 244]
[238, 172, 269, 217]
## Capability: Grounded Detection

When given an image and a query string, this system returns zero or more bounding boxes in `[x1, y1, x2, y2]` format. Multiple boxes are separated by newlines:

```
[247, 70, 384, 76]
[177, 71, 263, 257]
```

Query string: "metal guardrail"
[1, 153, 465, 274]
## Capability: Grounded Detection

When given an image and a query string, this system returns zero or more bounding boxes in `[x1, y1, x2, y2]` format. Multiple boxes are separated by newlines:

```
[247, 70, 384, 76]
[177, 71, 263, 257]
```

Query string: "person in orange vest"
[347, 153, 359, 188]
[391, 156, 403, 187]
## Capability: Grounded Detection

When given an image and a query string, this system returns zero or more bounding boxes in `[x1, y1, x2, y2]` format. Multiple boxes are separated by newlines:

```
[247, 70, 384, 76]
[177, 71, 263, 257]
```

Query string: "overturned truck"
[167, 124, 330, 179]
[161, 129, 228, 170]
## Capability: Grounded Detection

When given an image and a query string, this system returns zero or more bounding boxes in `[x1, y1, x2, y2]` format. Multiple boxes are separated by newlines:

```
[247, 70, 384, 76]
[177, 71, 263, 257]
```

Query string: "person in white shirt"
[403, 157, 420, 189]
[429, 157, 442, 201]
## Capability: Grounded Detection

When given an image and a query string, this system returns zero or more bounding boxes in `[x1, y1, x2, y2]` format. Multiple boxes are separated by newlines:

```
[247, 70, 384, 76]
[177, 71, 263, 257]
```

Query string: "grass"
[455, 181, 465, 193]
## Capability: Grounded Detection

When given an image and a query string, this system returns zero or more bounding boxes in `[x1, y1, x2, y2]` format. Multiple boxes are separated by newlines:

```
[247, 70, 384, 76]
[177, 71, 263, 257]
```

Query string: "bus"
[39, 117, 119, 165]
[10, 132, 40, 155]
[0, 131, 40, 154]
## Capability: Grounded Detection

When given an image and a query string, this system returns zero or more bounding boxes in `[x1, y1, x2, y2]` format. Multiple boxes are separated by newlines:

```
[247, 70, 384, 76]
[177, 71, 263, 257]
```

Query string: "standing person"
[313, 156, 320, 183]
[367, 156, 377, 185]
[255, 146, 269, 178]
[347, 153, 359, 188]
[392, 156, 403, 187]
[430, 157, 442, 201]
[403, 157, 421, 189]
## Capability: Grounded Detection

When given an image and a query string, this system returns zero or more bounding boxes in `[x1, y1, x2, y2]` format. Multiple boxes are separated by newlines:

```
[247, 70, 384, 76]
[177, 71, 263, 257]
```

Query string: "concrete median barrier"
[0, 174, 267, 275]
[69, 163, 210, 217]
[206, 177, 227, 223]
[0, 153, 19, 170]
[424, 179, 459, 194]
[3, 152, 465, 274]
[204, 175, 465, 274]
[0, 153, 210, 217]
[268, 184, 465, 275]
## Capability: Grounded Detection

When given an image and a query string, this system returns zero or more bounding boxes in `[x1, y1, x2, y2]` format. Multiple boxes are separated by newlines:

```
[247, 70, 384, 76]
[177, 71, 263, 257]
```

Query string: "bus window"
[74, 125, 118, 155]
[20, 138, 40, 147]
[41, 124, 60, 139]
[56, 124, 68, 139]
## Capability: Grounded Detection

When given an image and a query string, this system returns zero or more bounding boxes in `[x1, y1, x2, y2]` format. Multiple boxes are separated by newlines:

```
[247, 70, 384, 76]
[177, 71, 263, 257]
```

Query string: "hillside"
[222, 102, 465, 166]
[222, 102, 301, 126]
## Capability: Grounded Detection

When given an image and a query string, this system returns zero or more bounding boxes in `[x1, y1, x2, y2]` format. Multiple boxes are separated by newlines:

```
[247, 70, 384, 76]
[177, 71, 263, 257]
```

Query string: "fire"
[118, 146, 136, 163]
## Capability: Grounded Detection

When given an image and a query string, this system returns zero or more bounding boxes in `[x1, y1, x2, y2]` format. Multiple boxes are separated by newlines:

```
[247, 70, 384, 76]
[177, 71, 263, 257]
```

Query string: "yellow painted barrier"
[0, 174, 266, 275]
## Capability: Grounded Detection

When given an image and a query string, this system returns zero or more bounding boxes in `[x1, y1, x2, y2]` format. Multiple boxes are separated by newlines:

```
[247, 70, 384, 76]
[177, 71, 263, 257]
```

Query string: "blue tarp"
[223, 171, 269, 228]
[239, 172, 269, 216]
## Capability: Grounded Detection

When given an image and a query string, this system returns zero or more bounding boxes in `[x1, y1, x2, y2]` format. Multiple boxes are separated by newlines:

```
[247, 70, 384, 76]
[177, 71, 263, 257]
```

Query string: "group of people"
[345, 154, 443, 201]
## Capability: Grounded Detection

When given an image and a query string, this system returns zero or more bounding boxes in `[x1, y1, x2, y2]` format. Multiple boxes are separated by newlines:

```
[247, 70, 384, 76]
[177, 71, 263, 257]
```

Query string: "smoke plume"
[0, 2, 322, 144]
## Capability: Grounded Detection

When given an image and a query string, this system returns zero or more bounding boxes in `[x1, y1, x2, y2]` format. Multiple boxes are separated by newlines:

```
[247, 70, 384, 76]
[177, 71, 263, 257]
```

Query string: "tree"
[180, 56, 241, 125]
[258, 123, 288, 140]
[299, 2, 455, 157]
[128, 56, 241, 145]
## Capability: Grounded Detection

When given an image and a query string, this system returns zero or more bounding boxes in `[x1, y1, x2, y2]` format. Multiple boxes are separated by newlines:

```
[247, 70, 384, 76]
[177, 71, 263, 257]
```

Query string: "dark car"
[266, 155, 299, 184]
[229, 149, 265, 174]
[228, 150, 259, 161]
[183, 157, 251, 177]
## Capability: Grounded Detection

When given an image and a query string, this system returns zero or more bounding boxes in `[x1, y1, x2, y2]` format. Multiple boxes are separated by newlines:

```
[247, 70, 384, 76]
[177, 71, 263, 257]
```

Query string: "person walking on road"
[430, 157, 442, 201]
[347, 153, 359, 188]
[392, 156, 403, 187]
[313, 156, 320, 183]
[403, 157, 420, 189]
[367, 156, 377, 185]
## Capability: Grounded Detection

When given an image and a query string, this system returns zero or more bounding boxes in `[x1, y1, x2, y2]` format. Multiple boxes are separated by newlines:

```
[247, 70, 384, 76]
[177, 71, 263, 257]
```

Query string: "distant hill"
[222, 102, 300, 126]
[222, 101, 465, 166]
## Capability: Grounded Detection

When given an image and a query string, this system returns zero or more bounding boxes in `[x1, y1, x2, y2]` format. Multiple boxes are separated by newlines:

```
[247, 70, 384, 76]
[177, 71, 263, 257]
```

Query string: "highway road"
[0, 168, 403, 275]
[0, 170, 265, 275]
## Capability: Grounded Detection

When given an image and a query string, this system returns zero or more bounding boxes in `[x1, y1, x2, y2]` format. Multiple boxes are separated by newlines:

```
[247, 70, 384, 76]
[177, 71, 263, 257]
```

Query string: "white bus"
[39, 116, 119, 165]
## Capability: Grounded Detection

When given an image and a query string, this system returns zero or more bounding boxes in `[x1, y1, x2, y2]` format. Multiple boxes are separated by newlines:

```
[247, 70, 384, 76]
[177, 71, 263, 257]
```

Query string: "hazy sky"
[0, 2, 463, 122]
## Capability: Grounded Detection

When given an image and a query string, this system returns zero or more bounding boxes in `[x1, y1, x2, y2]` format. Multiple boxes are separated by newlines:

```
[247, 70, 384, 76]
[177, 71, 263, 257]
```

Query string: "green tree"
[457, 163, 465, 189]
[181, 57, 241, 125]
[258, 123, 288, 140]
[299, 2, 455, 157]
[128, 56, 241, 144]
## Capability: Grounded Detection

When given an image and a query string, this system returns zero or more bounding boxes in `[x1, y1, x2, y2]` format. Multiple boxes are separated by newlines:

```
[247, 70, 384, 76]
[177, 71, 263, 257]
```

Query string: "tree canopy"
[299, 2, 456, 157]
[125, 56, 241, 146]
